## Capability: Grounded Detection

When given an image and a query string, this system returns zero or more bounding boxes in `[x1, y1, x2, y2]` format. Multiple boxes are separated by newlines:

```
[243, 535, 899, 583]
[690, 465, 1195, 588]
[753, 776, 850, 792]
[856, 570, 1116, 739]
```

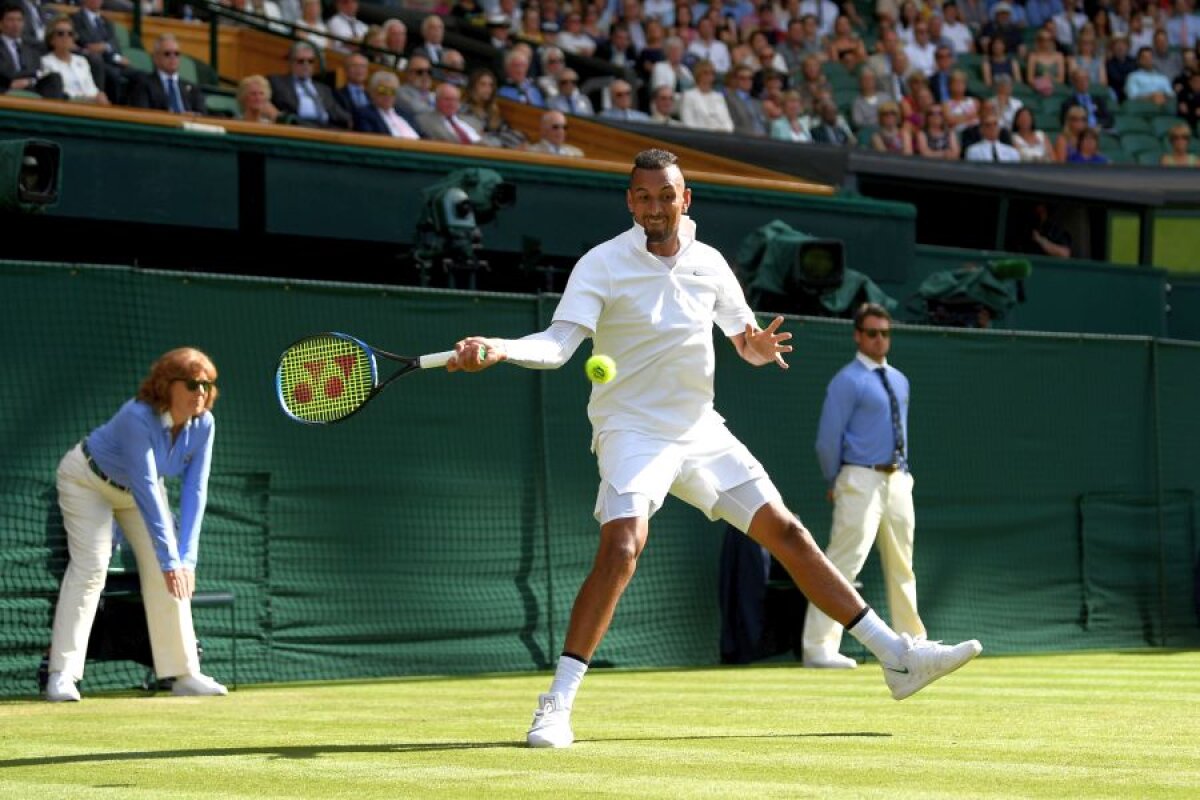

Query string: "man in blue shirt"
[803, 303, 927, 669]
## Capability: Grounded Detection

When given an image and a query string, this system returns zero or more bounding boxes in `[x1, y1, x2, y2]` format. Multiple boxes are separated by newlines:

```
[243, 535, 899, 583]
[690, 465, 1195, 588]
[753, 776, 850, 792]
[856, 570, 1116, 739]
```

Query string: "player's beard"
[642, 217, 675, 244]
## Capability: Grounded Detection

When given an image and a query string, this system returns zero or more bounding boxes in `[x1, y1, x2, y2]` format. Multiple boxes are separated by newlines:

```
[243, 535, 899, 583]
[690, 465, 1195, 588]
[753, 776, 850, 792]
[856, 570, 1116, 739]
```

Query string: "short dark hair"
[631, 149, 679, 178]
[854, 303, 892, 329]
[1, 2, 25, 18]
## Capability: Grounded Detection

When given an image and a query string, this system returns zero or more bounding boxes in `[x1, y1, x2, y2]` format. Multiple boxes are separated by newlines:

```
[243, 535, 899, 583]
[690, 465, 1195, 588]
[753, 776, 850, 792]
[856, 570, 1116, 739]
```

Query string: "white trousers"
[48, 444, 200, 681]
[802, 465, 926, 659]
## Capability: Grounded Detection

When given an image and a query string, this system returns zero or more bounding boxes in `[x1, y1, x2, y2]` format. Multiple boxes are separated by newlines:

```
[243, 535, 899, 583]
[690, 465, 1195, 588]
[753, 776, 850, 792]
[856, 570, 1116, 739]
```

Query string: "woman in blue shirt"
[45, 348, 227, 702]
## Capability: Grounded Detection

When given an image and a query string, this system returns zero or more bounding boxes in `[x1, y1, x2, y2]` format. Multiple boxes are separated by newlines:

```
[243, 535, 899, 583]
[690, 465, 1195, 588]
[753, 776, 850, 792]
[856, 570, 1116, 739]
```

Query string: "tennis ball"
[585, 354, 617, 384]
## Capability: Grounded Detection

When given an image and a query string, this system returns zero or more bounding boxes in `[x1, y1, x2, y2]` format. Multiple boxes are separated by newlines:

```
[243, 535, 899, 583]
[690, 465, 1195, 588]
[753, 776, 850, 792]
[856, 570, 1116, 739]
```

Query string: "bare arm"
[730, 315, 792, 369]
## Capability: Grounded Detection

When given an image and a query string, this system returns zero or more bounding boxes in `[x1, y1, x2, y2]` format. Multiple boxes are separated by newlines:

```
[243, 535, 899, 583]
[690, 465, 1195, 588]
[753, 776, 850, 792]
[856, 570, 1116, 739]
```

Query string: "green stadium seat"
[1191, 138, 1200, 155]
[1136, 150, 1164, 166]
[1099, 132, 1122, 152]
[1120, 131, 1161, 156]
[1102, 148, 1133, 164]
[1114, 114, 1151, 134]
[6, 88, 40, 98]
[1088, 83, 1112, 100]
[1039, 95, 1065, 115]
[124, 47, 152, 74]
[1151, 116, 1182, 137]
[1034, 109, 1061, 132]
[957, 52, 983, 73]
[1120, 99, 1167, 117]
[177, 55, 200, 86]
[856, 125, 878, 147]
[204, 93, 238, 118]
[111, 20, 131, 51]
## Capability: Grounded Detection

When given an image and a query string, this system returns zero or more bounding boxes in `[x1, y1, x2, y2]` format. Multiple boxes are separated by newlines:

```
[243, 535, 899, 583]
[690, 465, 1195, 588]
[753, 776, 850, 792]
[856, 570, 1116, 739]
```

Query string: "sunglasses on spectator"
[550, 123, 568, 129]
[161, 50, 182, 57]
[1171, 133, 1190, 140]
[53, 29, 75, 37]
[176, 378, 215, 392]
[410, 68, 431, 75]
[293, 57, 315, 64]
[375, 85, 397, 95]
[612, 90, 631, 96]
[858, 328, 891, 338]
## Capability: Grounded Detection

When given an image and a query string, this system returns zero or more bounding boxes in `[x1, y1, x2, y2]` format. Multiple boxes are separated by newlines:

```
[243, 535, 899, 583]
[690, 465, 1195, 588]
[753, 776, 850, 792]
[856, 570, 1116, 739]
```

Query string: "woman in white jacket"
[40, 16, 108, 105]
[678, 59, 733, 133]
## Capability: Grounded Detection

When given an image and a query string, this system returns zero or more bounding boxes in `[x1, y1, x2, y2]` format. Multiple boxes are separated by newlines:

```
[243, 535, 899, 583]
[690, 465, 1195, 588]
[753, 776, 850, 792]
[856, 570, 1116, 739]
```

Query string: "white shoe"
[526, 692, 574, 748]
[45, 671, 80, 702]
[802, 652, 858, 669]
[883, 634, 982, 700]
[171, 673, 228, 697]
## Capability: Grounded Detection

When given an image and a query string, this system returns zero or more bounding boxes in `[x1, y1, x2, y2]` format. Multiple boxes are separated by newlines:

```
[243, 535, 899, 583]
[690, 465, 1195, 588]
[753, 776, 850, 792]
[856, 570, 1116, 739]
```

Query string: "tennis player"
[447, 149, 981, 748]
[45, 347, 227, 701]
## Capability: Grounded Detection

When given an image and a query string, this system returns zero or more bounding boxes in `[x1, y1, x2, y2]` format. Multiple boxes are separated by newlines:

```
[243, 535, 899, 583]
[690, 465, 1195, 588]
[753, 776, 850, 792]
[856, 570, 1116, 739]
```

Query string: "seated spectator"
[128, 35, 204, 114]
[361, 25, 385, 59]
[679, 58, 734, 131]
[687, 16, 732, 77]
[267, 42, 350, 128]
[548, 68, 594, 115]
[459, 68, 526, 148]
[1161, 123, 1199, 166]
[867, 28, 903, 90]
[1179, 69, 1200, 131]
[1167, 0, 1200, 49]
[981, 3, 1024, 64]
[557, 9, 596, 57]
[1066, 126, 1108, 163]
[336, 53, 371, 114]
[777, 16, 821, 74]
[915, 105, 961, 159]
[396, 54, 436, 118]
[326, 0, 368, 53]
[770, 89, 811, 142]
[1069, 30, 1108, 90]
[72, 0, 130, 104]
[1150, 29, 1183, 81]
[438, 49, 467, 87]
[964, 111, 1022, 160]
[723, 63, 768, 136]
[1052, 0, 1089, 52]
[1027, 28, 1066, 97]
[535, 46, 568, 102]
[1128, 12, 1153, 55]
[991, 74, 1023, 130]
[1105, 34, 1137, 102]
[871, 101, 913, 153]
[296, 0, 330, 52]
[40, 16, 107, 105]
[235, 74, 279, 123]
[416, 82, 481, 144]
[825, 15, 867, 72]
[927, 46, 957, 103]
[982, 34, 1021, 88]
[599, 24, 640, 73]
[652, 36, 695, 97]
[794, 54, 830, 110]
[852, 67, 889, 129]
[1053, 105, 1088, 161]
[670, 3, 697, 48]
[1010, 106, 1054, 161]
[1028, 203, 1072, 257]
[943, 70, 980, 133]
[374, 19, 408, 70]
[1176, 50, 1199, 96]
[809, 96, 854, 145]
[414, 15, 447, 66]
[1125, 46, 1175, 105]
[940, 3, 976, 54]
[901, 79, 935, 132]
[638, 18, 669, 84]
[1060, 67, 1112, 130]
[649, 84, 682, 124]
[353, 70, 420, 139]
[497, 48, 546, 106]
[904, 18, 937, 77]
[601, 78, 651, 121]
[529, 109, 584, 156]
[0, 2, 64, 98]
[484, 13, 513, 52]
[744, 29, 787, 75]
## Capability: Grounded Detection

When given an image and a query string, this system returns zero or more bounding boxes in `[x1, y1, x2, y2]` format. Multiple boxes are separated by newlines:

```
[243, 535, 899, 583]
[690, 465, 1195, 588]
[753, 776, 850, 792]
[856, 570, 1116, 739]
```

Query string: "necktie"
[167, 76, 185, 112]
[992, 142, 999, 162]
[875, 368, 905, 462]
[447, 115, 471, 144]
[302, 80, 328, 123]
[9, 39, 21, 70]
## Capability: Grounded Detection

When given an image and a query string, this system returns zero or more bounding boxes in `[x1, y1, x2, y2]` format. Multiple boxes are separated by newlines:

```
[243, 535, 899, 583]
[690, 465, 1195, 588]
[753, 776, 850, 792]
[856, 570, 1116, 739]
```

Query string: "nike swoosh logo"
[883, 666, 909, 674]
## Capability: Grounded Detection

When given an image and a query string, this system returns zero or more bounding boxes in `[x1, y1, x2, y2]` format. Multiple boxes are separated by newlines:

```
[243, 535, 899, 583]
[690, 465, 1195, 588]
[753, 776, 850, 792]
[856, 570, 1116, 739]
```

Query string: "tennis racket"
[275, 332, 460, 424]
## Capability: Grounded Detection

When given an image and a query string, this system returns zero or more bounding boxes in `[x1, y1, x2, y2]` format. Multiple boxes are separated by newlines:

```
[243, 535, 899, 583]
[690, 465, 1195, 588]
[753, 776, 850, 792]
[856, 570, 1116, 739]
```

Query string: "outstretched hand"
[741, 316, 793, 369]
[447, 337, 507, 372]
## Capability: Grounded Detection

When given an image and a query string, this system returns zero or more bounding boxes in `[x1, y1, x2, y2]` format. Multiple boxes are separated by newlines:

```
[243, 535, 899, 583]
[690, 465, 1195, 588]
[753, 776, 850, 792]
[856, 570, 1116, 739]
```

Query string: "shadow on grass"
[0, 732, 891, 768]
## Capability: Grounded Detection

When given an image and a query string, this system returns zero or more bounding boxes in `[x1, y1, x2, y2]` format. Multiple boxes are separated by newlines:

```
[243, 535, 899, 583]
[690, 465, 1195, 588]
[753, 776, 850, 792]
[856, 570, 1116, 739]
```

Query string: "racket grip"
[419, 350, 456, 369]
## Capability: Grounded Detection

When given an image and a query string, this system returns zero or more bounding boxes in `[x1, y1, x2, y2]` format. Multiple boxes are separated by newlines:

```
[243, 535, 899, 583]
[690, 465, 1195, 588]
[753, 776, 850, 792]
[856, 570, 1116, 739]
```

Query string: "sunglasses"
[375, 85, 397, 94]
[409, 68, 431, 75]
[550, 123, 568, 130]
[53, 29, 75, 37]
[858, 328, 891, 339]
[293, 57, 315, 64]
[161, 50, 182, 57]
[177, 378, 215, 392]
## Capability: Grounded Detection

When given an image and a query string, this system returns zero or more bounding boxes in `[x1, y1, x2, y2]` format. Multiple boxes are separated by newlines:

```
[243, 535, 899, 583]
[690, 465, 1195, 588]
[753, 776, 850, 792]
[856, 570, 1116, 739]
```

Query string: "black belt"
[80, 439, 129, 492]
[850, 463, 904, 474]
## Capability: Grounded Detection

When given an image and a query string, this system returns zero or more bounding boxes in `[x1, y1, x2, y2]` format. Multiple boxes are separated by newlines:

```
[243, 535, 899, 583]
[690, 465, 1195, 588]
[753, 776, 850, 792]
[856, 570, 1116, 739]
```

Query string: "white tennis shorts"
[592, 426, 781, 532]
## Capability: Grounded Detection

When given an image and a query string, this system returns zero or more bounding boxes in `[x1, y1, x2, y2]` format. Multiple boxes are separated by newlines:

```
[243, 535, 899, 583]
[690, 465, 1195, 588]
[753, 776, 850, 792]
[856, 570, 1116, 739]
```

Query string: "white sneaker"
[45, 671, 80, 702]
[802, 652, 858, 669]
[882, 634, 982, 700]
[526, 692, 574, 748]
[171, 673, 228, 697]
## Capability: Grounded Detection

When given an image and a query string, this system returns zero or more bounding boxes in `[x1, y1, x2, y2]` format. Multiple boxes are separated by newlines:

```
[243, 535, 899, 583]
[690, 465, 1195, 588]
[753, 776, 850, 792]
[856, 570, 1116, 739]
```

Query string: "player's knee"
[596, 535, 640, 578]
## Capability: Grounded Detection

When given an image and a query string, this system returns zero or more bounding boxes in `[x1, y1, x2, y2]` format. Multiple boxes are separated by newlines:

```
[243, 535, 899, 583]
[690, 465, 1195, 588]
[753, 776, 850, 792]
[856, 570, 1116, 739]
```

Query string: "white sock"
[847, 608, 907, 664]
[547, 653, 588, 708]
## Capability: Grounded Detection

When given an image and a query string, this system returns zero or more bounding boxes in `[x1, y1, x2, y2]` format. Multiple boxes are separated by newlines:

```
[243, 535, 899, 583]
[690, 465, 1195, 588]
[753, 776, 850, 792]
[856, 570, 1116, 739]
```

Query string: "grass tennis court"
[1, 651, 1196, 799]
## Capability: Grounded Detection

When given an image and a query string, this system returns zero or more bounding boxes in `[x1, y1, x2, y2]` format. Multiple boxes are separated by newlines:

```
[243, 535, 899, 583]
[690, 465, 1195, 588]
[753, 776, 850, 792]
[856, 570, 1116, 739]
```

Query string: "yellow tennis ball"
[585, 354, 617, 384]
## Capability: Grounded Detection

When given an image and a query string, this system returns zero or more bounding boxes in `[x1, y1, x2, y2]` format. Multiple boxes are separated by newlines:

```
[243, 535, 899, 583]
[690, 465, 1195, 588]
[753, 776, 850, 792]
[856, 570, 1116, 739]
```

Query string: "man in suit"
[335, 52, 371, 114]
[0, 2, 62, 97]
[395, 53, 437, 119]
[1060, 67, 1113, 130]
[723, 64, 767, 137]
[127, 34, 206, 113]
[352, 70, 421, 139]
[268, 41, 350, 129]
[72, 0, 130, 103]
[529, 109, 583, 157]
[599, 78, 650, 122]
[809, 97, 854, 145]
[964, 111, 1021, 161]
[416, 82, 481, 144]
[412, 14, 445, 65]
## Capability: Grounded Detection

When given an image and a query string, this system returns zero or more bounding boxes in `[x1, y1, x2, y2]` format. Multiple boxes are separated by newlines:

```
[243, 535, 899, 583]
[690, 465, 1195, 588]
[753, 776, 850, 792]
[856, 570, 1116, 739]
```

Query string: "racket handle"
[419, 350, 456, 369]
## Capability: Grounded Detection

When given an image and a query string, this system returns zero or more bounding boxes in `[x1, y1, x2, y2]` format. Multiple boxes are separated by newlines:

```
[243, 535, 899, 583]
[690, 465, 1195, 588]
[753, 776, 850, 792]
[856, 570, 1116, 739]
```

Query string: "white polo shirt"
[552, 216, 756, 445]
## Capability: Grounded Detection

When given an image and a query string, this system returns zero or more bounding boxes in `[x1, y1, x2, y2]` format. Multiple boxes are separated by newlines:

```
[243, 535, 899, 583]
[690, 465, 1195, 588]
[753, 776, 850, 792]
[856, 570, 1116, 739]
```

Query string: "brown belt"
[81, 439, 129, 492]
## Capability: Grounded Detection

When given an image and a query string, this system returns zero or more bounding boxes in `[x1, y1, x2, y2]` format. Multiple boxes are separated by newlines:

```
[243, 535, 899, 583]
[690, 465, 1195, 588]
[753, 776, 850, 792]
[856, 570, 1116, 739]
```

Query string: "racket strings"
[278, 335, 374, 422]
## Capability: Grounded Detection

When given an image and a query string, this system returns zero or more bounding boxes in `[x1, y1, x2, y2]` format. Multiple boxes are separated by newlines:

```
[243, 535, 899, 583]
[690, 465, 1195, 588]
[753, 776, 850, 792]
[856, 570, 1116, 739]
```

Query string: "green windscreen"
[0, 262, 1197, 697]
